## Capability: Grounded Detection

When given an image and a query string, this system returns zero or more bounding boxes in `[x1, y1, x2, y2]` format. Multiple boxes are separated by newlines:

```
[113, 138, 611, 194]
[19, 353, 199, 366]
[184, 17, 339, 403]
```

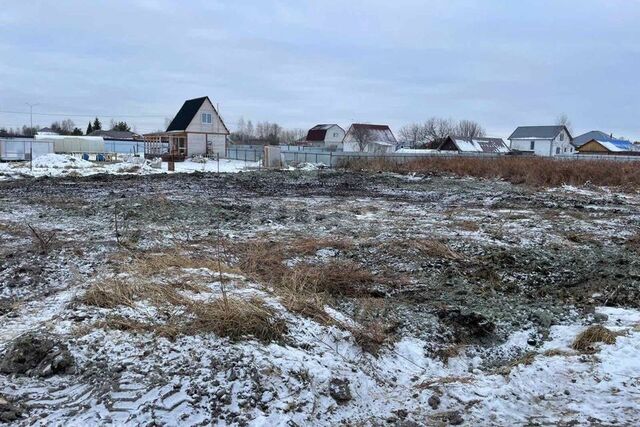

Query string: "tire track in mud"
[0, 288, 76, 352]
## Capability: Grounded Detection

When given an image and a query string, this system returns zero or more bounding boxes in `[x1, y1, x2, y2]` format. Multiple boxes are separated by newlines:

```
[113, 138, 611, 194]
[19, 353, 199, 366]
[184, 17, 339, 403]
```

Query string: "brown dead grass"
[82, 279, 286, 342]
[341, 156, 640, 189]
[455, 220, 481, 232]
[417, 375, 475, 390]
[236, 237, 378, 302]
[572, 325, 620, 353]
[543, 348, 574, 357]
[288, 237, 353, 256]
[385, 238, 462, 261]
[233, 236, 398, 352]
[129, 251, 236, 277]
[414, 239, 462, 260]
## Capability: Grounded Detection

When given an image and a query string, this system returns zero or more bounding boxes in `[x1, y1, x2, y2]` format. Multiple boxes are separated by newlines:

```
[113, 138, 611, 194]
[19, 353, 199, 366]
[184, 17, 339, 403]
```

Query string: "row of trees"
[0, 118, 132, 137]
[398, 118, 486, 148]
[86, 118, 132, 135]
[232, 117, 305, 145]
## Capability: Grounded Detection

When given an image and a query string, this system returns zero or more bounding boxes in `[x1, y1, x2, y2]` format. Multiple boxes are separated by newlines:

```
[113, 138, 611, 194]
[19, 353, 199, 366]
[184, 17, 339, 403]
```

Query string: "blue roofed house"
[572, 131, 615, 148]
[508, 125, 574, 157]
[577, 138, 639, 154]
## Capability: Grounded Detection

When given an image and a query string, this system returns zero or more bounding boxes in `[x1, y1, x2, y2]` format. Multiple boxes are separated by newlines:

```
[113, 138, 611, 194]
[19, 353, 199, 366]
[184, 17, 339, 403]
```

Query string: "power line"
[0, 109, 167, 118]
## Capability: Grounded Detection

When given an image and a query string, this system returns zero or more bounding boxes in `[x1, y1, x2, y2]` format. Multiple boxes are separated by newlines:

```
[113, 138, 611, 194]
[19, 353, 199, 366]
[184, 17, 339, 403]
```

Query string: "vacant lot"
[1, 170, 640, 425]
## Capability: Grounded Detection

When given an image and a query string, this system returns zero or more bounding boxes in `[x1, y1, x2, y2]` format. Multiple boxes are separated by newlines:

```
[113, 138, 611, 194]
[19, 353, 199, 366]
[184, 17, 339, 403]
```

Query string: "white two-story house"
[508, 126, 574, 157]
[144, 96, 229, 159]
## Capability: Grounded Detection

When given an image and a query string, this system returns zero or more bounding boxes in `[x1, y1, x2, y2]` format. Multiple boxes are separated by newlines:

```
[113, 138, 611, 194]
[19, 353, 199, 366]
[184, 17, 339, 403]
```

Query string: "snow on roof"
[34, 134, 104, 142]
[596, 139, 635, 152]
[449, 137, 510, 153]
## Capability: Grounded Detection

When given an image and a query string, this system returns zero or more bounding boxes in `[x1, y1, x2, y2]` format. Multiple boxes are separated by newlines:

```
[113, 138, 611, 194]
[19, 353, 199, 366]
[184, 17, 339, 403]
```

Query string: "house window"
[556, 147, 560, 154]
[202, 113, 212, 124]
[530, 141, 535, 150]
[333, 132, 339, 137]
[560, 133, 565, 141]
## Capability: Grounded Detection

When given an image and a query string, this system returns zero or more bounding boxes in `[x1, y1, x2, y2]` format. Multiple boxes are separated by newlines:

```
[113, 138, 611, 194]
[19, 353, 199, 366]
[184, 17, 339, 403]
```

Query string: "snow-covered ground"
[0, 154, 260, 180]
[2, 170, 640, 425]
[2, 270, 639, 426]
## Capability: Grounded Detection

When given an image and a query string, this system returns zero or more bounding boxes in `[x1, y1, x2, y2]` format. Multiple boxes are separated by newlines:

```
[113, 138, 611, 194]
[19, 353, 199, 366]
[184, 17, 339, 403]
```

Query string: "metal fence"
[225, 146, 640, 168]
[225, 147, 264, 162]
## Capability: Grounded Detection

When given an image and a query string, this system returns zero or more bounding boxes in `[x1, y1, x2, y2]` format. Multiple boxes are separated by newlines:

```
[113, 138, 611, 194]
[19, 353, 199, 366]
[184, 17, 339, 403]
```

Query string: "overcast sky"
[0, 0, 638, 139]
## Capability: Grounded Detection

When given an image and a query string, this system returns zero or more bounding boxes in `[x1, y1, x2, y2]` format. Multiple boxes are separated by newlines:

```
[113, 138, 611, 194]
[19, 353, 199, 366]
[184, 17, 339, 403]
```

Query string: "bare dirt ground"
[1, 170, 640, 426]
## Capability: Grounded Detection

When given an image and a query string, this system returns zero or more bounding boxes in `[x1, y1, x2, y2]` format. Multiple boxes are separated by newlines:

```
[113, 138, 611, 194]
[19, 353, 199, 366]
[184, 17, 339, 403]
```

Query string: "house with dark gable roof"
[508, 125, 574, 157]
[144, 96, 229, 159]
[303, 124, 346, 149]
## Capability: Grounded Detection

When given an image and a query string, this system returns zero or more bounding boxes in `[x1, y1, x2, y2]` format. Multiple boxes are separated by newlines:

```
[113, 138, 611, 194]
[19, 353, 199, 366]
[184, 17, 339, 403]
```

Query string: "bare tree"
[423, 118, 456, 148]
[456, 120, 486, 139]
[350, 126, 374, 152]
[557, 113, 573, 133]
[399, 123, 427, 147]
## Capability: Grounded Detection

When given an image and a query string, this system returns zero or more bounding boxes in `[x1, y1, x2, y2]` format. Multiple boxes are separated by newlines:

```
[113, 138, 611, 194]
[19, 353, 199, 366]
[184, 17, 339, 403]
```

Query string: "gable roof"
[166, 96, 229, 133]
[584, 139, 636, 152]
[305, 124, 343, 142]
[509, 126, 571, 141]
[573, 131, 613, 148]
[442, 136, 510, 153]
[347, 124, 397, 145]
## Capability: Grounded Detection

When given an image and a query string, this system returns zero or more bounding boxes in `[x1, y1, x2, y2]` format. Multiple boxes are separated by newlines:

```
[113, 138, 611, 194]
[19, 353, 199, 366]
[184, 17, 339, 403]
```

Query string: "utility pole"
[25, 102, 39, 169]
[25, 102, 39, 135]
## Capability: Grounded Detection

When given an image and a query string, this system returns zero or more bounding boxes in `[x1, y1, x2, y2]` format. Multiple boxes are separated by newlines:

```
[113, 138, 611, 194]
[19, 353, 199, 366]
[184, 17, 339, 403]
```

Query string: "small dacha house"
[144, 96, 229, 160]
[342, 124, 397, 153]
[303, 124, 346, 150]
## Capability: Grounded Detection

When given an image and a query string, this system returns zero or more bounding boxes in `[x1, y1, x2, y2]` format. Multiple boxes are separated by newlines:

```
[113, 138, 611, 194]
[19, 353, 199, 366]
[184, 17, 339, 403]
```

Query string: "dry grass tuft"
[417, 376, 474, 390]
[341, 156, 640, 189]
[130, 251, 236, 277]
[81, 279, 187, 309]
[455, 220, 481, 232]
[82, 280, 287, 342]
[348, 321, 389, 355]
[497, 352, 537, 375]
[572, 325, 619, 353]
[414, 239, 462, 260]
[288, 237, 353, 256]
[235, 238, 380, 318]
[188, 297, 287, 342]
[543, 348, 574, 357]
[433, 344, 466, 364]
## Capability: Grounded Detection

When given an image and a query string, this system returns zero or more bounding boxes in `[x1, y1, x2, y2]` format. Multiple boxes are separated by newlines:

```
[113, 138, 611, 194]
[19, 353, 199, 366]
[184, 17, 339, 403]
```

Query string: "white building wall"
[187, 133, 207, 155]
[552, 129, 575, 155]
[186, 98, 228, 135]
[343, 138, 393, 153]
[323, 125, 345, 148]
[207, 134, 226, 156]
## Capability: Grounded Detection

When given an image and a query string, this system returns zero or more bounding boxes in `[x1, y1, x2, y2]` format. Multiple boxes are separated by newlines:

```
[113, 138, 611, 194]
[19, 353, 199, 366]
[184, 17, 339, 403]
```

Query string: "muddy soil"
[1, 170, 639, 425]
